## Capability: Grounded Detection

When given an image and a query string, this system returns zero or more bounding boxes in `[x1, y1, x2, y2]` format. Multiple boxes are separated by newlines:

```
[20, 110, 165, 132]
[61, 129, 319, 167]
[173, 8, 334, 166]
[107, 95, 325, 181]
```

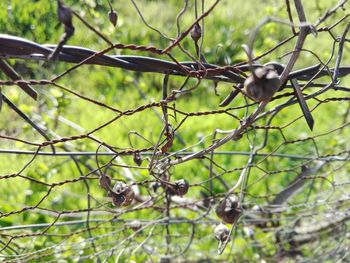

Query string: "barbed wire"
[0, 0, 350, 262]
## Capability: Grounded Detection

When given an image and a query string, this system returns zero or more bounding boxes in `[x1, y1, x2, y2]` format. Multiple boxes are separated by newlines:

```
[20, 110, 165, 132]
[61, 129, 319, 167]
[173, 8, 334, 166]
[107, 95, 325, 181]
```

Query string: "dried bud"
[99, 175, 111, 190]
[108, 10, 118, 27]
[57, 0, 73, 26]
[133, 152, 143, 166]
[244, 65, 280, 102]
[214, 223, 230, 242]
[109, 181, 135, 207]
[190, 23, 201, 42]
[215, 194, 242, 224]
[126, 220, 142, 231]
[167, 179, 189, 196]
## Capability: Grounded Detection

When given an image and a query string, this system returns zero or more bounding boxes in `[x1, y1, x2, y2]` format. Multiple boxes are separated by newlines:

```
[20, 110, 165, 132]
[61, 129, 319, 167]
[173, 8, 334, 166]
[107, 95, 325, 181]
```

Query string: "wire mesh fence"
[0, 0, 350, 262]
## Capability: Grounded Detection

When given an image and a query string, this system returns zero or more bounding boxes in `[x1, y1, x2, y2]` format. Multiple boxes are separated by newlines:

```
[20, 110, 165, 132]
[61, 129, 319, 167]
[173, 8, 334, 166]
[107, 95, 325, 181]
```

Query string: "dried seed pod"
[108, 10, 118, 27]
[190, 23, 201, 42]
[99, 175, 111, 190]
[57, 0, 73, 26]
[126, 220, 142, 231]
[109, 181, 135, 207]
[133, 152, 142, 166]
[167, 179, 189, 196]
[244, 65, 280, 102]
[215, 194, 242, 224]
[214, 223, 230, 243]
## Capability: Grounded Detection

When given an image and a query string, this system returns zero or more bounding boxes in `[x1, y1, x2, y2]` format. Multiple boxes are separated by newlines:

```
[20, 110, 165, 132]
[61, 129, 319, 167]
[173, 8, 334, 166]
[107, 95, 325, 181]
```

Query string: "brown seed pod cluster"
[166, 179, 189, 196]
[99, 176, 134, 207]
[244, 65, 280, 102]
[215, 194, 242, 224]
[109, 181, 135, 207]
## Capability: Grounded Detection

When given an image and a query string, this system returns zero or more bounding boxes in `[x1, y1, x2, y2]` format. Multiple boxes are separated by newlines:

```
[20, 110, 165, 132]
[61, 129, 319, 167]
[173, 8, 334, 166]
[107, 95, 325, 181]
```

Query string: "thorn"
[290, 78, 314, 131]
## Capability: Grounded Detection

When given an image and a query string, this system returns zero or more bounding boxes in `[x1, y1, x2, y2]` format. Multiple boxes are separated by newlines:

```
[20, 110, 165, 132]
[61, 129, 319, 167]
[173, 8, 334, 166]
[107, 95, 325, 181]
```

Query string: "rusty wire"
[0, 0, 350, 262]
